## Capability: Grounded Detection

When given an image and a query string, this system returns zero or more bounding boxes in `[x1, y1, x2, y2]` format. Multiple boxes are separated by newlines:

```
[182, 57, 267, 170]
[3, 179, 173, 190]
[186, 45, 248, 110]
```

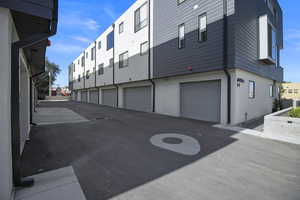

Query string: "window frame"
[86, 70, 90, 79]
[109, 58, 114, 68]
[119, 51, 129, 68]
[140, 41, 148, 56]
[107, 31, 114, 51]
[98, 41, 101, 50]
[119, 22, 124, 34]
[269, 84, 274, 97]
[249, 81, 256, 99]
[178, 23, 185, 49]
[198, 13, 208, 43]
[98, 64, 104, 75]
[134, 2, 148, 33]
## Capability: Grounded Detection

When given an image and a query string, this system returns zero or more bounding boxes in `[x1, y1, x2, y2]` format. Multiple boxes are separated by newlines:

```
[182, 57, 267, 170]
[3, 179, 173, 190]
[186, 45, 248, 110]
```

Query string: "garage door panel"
[102, 89, 117, 107]
[89, 90, 99, 104]
[81, 91, 88, 103]
[180, 80, 221, 122]
[124, 86, 151, 112]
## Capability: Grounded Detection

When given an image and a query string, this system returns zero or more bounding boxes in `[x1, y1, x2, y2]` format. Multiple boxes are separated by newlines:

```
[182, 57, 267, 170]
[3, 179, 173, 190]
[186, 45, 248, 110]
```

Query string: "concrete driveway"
[21, 101, 300, 200]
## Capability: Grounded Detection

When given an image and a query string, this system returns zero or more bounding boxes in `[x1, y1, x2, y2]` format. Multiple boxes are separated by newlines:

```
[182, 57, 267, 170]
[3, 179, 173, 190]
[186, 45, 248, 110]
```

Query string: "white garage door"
[89, 89, 99, 104]
[124, 86, 152, 112]
[81, 91, 88, 103]
[102, 89, 117, 107]
[180, 80, 221, 123]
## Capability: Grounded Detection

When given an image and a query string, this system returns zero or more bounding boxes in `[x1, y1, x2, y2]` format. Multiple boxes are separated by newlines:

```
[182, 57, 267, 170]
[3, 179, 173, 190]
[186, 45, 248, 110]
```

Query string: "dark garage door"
[180, 80, 221, 123]
[102, 89, 117, 107]
[81, 91, 88, 103]
[89, 89, 99, 104]
[124, 86, 152, 112]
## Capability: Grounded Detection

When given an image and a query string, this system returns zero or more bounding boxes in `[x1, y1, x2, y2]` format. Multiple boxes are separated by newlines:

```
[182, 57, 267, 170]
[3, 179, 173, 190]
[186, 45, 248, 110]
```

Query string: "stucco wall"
[231, 69, 279, 124]
[0, 7, 14, 200]
[155, 71, 229, 125]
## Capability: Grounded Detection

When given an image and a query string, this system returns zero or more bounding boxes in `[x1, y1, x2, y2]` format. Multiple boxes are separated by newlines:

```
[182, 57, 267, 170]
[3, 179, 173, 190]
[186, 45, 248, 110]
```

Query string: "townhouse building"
[0, 1, 58, 200]
[69, 0, 283, 125]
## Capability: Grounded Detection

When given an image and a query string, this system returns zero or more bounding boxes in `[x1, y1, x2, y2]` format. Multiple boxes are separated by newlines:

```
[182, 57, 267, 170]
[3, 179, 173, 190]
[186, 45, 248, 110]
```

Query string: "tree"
[35, 58, 61, 99]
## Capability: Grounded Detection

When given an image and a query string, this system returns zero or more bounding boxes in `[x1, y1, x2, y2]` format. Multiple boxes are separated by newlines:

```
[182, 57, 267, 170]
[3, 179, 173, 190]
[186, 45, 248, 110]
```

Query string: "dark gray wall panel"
[153, 0, 227, 79]
[89, 90, 99, 104]
[180, 80, 221, 123]
[81, 91, 88, 103]
[234, 0, 283, 81]
[124, 86, 151, 112]
[102, 89, 117, 107]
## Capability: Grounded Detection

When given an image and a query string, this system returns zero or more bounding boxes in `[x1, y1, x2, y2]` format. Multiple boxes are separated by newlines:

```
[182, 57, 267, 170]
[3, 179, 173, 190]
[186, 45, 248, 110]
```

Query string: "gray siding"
[153, 0, 234, 78]
[233, 0, 283, 81]
[153, 0, 283, 82]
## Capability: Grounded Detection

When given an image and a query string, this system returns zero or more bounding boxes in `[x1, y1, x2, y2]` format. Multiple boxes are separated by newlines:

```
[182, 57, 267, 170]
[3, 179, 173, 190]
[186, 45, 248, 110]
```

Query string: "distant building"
[282, 83, 300, 100]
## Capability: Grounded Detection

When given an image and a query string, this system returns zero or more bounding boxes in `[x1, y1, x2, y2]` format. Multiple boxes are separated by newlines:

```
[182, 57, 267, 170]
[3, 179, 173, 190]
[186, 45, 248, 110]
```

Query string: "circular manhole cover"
[163, 137, 183, 144]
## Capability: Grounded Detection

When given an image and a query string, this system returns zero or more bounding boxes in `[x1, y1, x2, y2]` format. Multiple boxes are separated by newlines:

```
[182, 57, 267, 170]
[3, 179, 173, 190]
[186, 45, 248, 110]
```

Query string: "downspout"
[11, 0, 58, 187]
[83, 51, 86, 90]
[112, 23, 119, 107]
[148, 0, 155, 112]
[94, 41, 97, 88]
[223, 0, 231, 124]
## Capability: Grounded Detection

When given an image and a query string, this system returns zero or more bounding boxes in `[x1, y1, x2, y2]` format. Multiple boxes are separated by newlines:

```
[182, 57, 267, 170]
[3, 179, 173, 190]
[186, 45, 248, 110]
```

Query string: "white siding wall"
[72, 53, 84, 90]
[85, 42, 96, 88]
[115, 0, 150, 84]
[95, 26, 114, 86]
[231, 69, 279, 124]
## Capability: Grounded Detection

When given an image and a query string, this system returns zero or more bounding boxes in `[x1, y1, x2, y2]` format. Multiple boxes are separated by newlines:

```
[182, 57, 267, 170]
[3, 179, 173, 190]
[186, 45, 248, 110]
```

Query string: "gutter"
[148, 0, 155, 112]
[11, 0, 58, 187]
[223, 0, 231, 124]
[112, 23, 119, 107]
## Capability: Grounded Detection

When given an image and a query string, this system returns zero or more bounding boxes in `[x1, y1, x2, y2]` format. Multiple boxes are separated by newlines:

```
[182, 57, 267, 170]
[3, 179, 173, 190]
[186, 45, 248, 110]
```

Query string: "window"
[86, 70, 90, 79]
[295, 89, 299, 94]
[98, 64, 104, 75]
[269, 85, 274, 97]
[140, 41, 148, 55]
[81, 56, 85, 67]
[258, 15, 278, 65]
[98, 41, 101, 49]
[109, 58, 114, 68]
[86, 52, 88, 59]
[119, 51, 129, 68]
[178, 24, 185, 49]
[178, 0, 186, 5]
[78, 75, 81, 82]
[249, 81, 256, 99]
[199, 14, 207, 42]
[135, 3, 148, 32]
[91, 47, 95, 61]
[73, 64, 75, 72]
[107, 31, 114, 50]
[119, 22, 124, 34]
[288, 89, 293, 94]
[268, 24, 277, 61]
[78, 60, 80, 65]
